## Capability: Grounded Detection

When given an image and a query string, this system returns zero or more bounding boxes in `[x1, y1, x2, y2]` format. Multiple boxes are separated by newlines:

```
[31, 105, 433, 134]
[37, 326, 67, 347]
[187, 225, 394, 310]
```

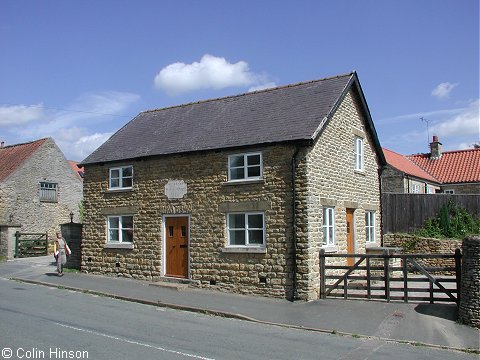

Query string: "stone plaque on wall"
[165, 180, 187, 199]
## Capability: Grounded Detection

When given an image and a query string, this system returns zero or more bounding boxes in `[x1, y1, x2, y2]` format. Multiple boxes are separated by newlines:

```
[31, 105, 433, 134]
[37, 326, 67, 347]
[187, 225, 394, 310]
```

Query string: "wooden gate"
[319, 249, 462, 305]
[15, 232, 49, 258]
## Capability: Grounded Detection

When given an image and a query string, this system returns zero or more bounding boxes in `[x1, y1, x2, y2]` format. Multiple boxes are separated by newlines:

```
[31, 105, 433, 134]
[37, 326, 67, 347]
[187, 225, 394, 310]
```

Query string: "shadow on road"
[414, 303, 458, 321]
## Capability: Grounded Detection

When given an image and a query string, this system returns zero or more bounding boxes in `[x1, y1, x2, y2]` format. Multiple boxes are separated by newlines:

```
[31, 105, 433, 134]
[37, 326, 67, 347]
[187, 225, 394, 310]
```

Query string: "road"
[0, 275, 475, 360]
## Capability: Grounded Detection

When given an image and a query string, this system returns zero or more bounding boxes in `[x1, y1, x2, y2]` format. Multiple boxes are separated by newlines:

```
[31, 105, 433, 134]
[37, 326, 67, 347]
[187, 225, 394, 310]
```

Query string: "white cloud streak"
[0, 104, 44, 127]
[430, 99, 479, 138]
[154, 54, 275, 95]
[431, 82, 458, 99]
[1, 91, 139, 161]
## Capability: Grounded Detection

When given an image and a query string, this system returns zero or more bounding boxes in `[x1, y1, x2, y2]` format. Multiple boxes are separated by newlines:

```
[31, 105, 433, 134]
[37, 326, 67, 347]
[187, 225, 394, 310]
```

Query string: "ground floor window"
[323, 207, 335, 246]
[227, 212, 265, 247]
[365, 211, 375, 243]
[107, 215, 133, 243]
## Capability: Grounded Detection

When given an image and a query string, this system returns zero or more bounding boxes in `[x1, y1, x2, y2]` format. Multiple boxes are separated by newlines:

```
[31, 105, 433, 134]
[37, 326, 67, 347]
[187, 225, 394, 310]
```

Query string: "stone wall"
[82, 143, 296, 298]
[0, 224, 21, 260]
[441, 183, 480, 195]
[383, 233, 462, 274]
[458, 236, 480, 328]
[296, 89, 382, 300]
[0, 138, 83, 241]
[61, 222, 82, 269]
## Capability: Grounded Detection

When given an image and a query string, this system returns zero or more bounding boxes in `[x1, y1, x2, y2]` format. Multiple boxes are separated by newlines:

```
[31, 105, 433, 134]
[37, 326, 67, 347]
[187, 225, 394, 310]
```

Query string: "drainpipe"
[291, 146, 300, 302]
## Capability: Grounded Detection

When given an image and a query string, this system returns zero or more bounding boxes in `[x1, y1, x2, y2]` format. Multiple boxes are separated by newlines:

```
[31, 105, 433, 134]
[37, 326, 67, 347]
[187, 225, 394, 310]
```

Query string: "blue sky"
[0, 0, 478, 161]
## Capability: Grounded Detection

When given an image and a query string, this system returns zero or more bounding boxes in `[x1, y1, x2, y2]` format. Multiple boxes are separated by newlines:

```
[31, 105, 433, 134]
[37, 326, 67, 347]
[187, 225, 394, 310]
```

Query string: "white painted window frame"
[354, 137, 364, 172]
[365, 211, 376, 243]
[228, 152, 263, 182]
[109, 165, 133, 190]
[322, 207, 335, 246]
[107, 215, 134, 243]
[226, 212, 265, 247]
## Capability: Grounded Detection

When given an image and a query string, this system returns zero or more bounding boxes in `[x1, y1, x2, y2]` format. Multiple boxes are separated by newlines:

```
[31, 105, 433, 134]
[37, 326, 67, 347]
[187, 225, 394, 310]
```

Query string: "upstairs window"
[322, 207, 335, 246]
[365, 211, 376, 243]
[354, 137, 364, 171]
[39, 182, 58, 202]
[107, 215, 133, 243]
[228, 153, 262, 181]
[109, 166, 133, 190]
[227, 212, 265, 247]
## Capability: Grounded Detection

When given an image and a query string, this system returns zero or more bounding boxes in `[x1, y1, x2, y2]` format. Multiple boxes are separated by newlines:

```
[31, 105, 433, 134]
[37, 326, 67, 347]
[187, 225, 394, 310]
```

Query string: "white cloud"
[58, 132, 113, 161]
[0, 104, 44, 127]
[431, 82, 458, 99]
[2, 91, 139, 161]
[430, 99, 479, 137]
[154, 54, 275, 95]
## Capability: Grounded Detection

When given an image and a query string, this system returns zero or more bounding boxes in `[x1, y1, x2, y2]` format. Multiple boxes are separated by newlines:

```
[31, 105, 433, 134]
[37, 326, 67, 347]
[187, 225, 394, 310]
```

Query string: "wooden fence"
[319, 249, 462, 305]
[15, 232, 49, 258]
[382, 193, 480, 234]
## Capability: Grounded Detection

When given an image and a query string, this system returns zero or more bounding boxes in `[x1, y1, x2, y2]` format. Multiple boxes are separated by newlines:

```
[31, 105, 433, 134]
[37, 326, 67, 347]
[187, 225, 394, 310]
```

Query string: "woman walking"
[54, 232, 69, 276]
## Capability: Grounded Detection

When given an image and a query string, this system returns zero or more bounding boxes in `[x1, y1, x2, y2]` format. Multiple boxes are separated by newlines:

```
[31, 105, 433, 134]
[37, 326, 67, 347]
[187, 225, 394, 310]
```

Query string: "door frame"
[162, 214, 190, 278]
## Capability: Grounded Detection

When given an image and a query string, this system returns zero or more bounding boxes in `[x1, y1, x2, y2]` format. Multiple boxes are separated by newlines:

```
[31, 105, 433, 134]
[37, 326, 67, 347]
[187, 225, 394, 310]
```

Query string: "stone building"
[0, 138, 83, 243]
[80, 72, 386, 300]
[382, 148, 440, 194]
[382, 136, 480, 194]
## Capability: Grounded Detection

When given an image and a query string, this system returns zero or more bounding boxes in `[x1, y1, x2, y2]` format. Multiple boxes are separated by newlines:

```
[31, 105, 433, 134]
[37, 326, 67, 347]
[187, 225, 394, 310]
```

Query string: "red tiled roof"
[68, 160, 84, 180]
[383, 148, 438, 183]
[0, 138, 48, 182]
[408, 148, 480, 184]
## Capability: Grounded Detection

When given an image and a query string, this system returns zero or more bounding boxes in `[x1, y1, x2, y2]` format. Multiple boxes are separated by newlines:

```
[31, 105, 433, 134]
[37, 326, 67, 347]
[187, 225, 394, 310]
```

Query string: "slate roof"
[0, 138, 47, 182]
[82, 72, 383, 165]
[383, 148, 438, 183]
[408, 148, 480, 184]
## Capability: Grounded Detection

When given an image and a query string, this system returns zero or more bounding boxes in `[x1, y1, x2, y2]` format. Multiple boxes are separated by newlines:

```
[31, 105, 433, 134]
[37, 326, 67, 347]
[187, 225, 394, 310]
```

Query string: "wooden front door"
[165, 216, 189, 278]
[346, 209, 355, 266]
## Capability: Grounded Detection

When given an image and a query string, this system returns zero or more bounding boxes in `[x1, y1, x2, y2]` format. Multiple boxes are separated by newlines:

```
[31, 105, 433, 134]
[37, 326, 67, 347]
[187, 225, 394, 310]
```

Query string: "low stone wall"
[0, 224, 21, 260]
[383, 234, 462, 274]
[458, 236, 480, 328]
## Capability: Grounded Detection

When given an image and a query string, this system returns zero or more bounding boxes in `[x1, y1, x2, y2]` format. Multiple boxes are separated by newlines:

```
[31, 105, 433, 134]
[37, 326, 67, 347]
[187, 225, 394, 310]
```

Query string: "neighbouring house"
[382, 148, 441, 194]
[0, 138, 83, 239]
[382, 136, 480, 194]
[80, 72, 386, 300]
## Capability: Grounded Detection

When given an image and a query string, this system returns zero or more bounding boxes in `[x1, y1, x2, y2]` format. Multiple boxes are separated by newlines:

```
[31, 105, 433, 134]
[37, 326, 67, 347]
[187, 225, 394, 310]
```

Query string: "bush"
[416, 200, 480, 239]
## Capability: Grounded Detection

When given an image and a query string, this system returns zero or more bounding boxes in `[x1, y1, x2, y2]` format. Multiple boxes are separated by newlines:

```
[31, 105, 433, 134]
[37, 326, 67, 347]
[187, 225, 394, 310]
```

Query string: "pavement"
[1, 256, 478, 354]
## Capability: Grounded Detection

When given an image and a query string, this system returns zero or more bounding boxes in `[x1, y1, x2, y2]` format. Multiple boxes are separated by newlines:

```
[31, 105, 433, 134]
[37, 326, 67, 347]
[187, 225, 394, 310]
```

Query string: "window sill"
[40, 200, 58, 203]
[365, 242, 378, 249]
[106, 188, 134, 194]
[222, 179, 264, 186]
[104, 243, 134, 249]
[321, 245, 338, 253]
[221, 247, 266, 254]
[354, 170, 365, 176]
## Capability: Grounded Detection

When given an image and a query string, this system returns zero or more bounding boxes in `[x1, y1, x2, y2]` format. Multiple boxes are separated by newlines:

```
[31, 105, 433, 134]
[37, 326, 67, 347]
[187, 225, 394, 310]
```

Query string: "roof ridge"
[141, 72, 355, 115]
[0, 137, 49, 150]
[407, 147, 480, 158]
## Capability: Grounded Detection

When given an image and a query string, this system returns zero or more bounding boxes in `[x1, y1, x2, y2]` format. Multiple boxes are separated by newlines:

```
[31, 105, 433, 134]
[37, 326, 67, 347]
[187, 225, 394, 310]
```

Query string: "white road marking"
[56, 322, 215, 360]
